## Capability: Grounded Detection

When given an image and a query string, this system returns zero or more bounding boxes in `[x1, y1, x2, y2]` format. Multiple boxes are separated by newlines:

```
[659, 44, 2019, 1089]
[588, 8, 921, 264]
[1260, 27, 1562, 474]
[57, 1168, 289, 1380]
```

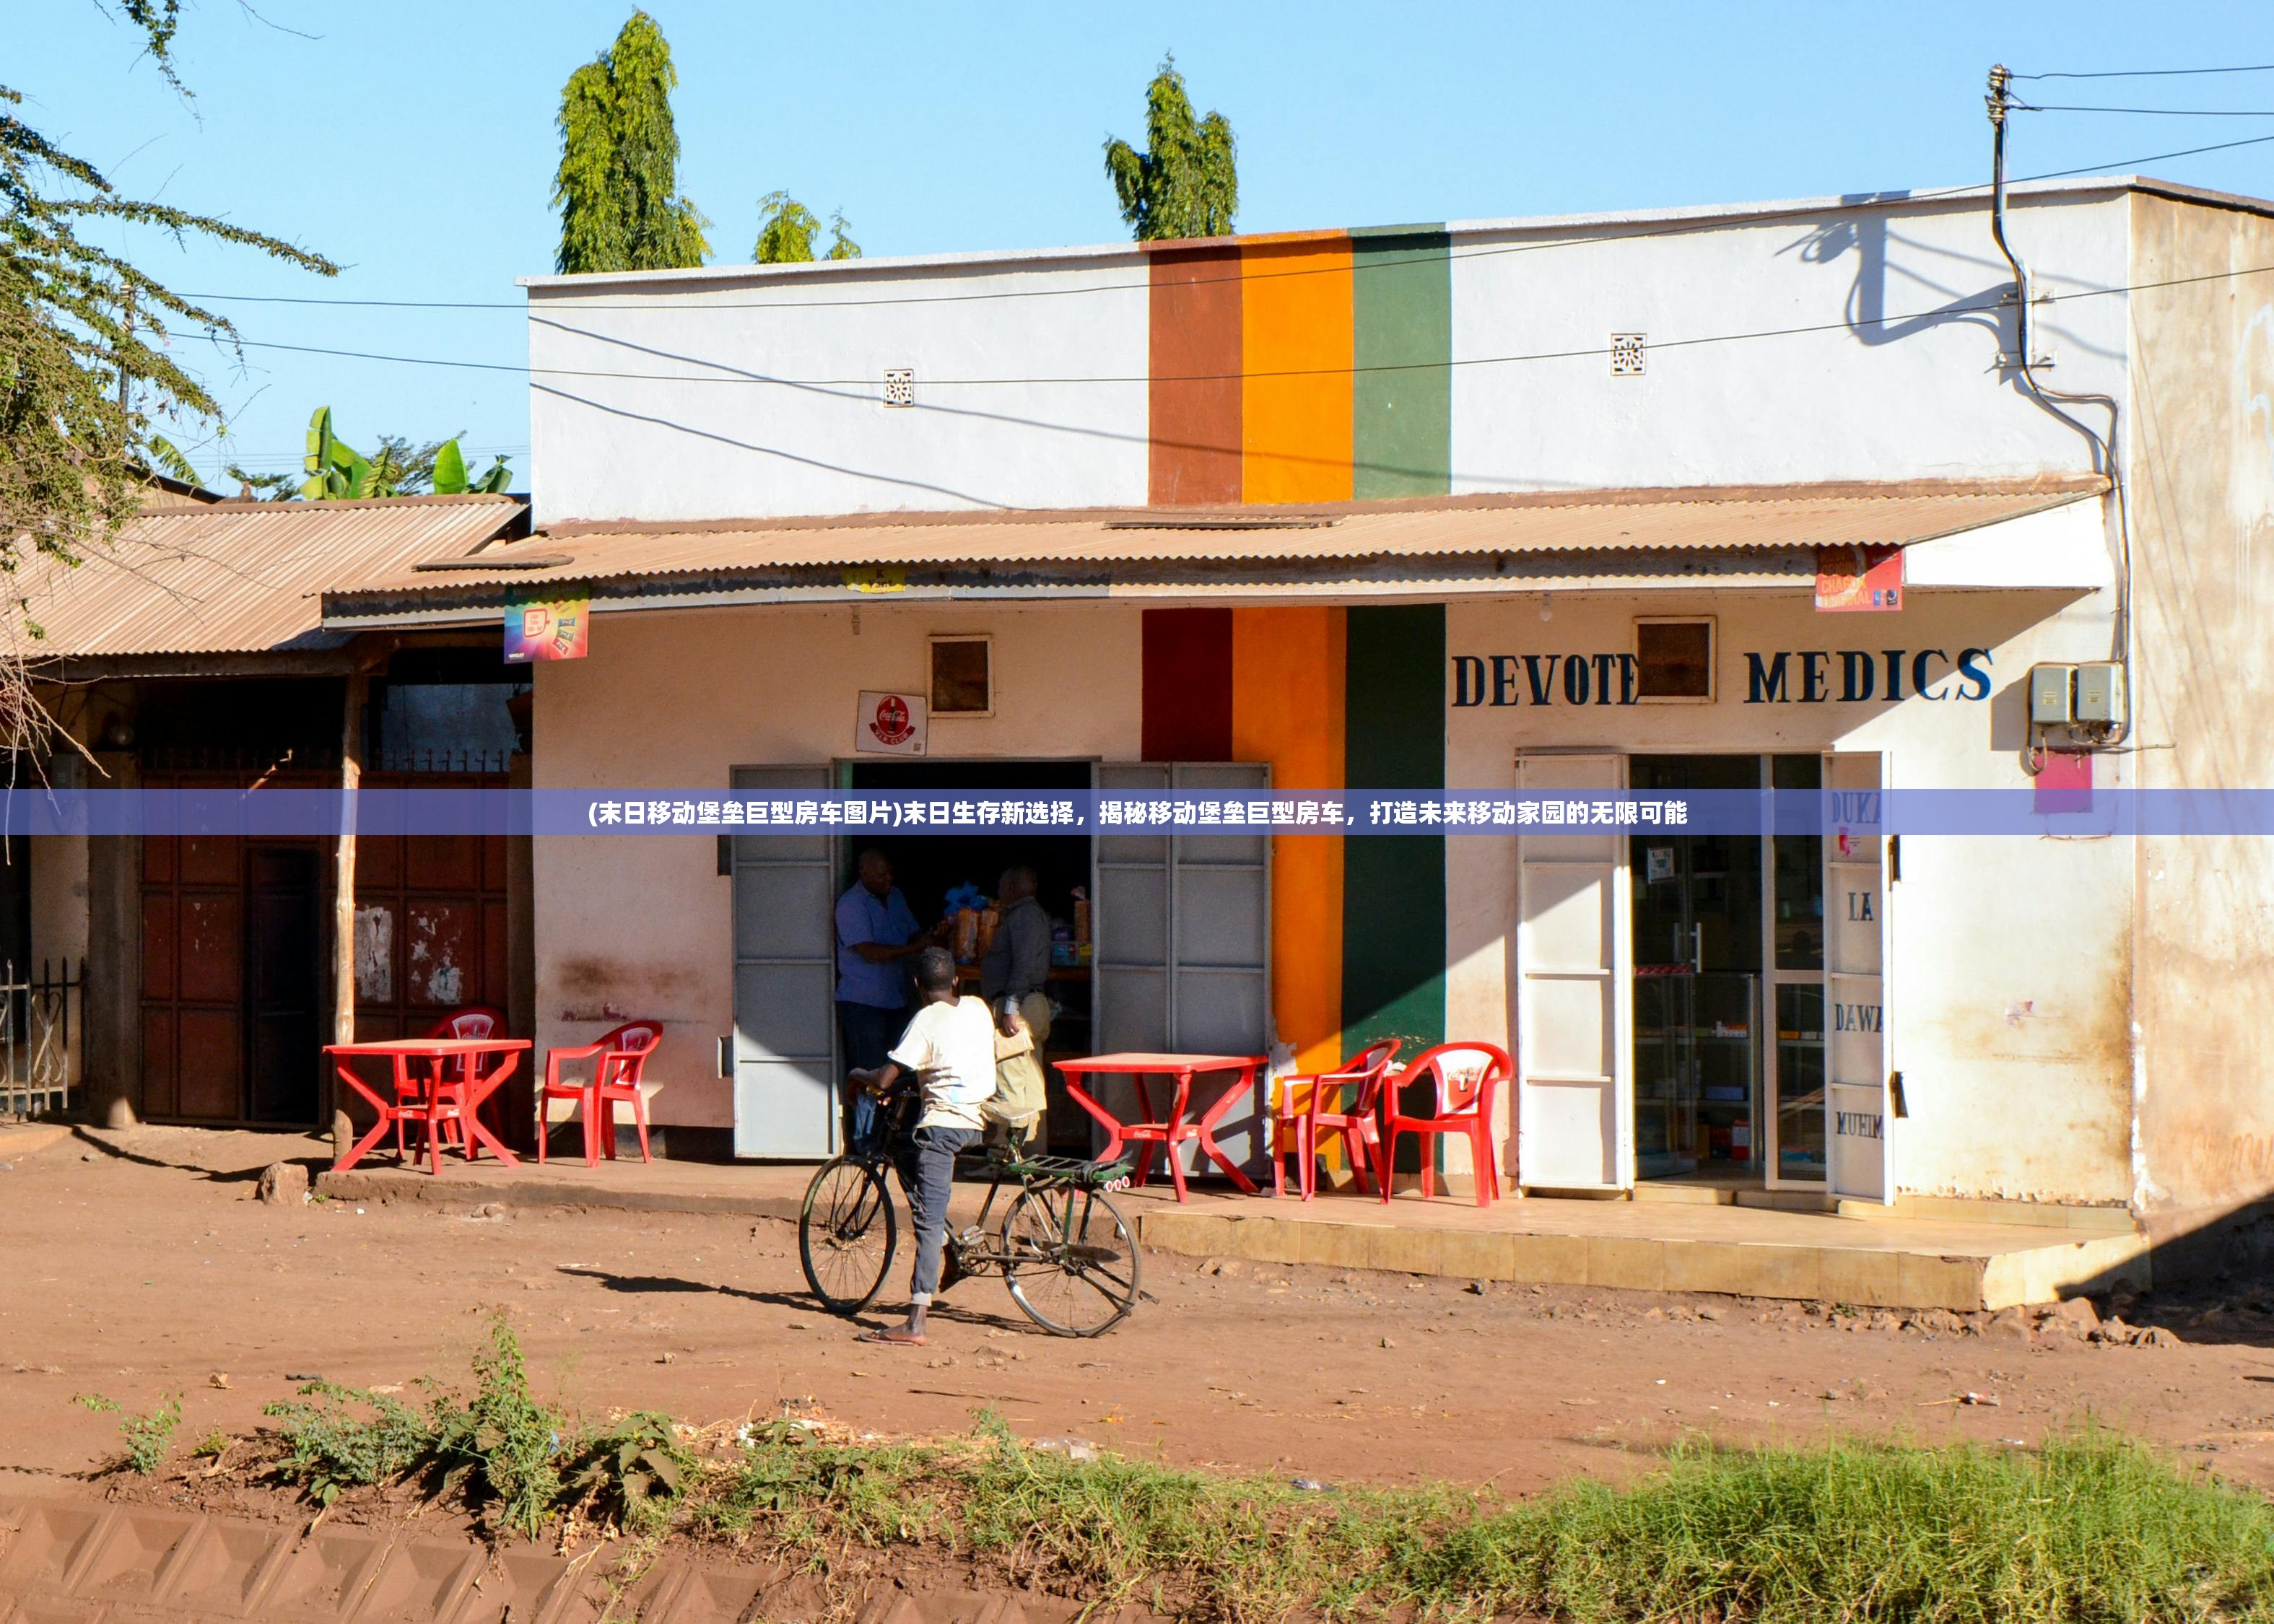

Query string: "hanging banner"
[855, 689, 928, 756]
[1815, 544, 1904, 612]
[504, 590, 590, 662]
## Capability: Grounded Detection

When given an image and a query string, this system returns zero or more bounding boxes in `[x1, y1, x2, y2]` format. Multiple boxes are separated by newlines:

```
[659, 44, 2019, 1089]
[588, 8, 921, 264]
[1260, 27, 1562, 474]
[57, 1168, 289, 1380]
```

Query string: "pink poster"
[1815, 545, 1904, 613]
[503, 591, 590, 662]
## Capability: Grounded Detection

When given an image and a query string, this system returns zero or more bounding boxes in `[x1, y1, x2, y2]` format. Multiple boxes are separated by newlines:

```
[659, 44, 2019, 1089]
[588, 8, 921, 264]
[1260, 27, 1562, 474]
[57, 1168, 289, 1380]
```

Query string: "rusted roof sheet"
[19, 494, 526, 659]
[332, 478, 2105, 601]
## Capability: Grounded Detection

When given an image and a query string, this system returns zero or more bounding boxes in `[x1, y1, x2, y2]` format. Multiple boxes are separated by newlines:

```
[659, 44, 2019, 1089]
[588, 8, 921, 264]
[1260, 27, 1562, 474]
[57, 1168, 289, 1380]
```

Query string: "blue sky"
[21, 1, 2274, 491]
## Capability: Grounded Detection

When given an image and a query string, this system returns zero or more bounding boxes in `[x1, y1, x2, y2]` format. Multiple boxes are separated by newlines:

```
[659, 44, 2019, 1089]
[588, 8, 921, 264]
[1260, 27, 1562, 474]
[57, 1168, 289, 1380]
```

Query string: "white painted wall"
[30, 834, 87, 969]
[530, 601, 1143, 1127]
[528, 253, 1152, 526]
[1450, 193, 2133, 493]
[527, 185, 2133, 528]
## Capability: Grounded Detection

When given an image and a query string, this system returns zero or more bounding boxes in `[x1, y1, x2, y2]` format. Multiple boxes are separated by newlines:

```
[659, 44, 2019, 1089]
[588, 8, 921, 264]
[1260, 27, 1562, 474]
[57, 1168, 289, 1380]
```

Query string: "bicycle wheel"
[1001, 1184, 1141, 1337]
[799, 1157, 897, 1314]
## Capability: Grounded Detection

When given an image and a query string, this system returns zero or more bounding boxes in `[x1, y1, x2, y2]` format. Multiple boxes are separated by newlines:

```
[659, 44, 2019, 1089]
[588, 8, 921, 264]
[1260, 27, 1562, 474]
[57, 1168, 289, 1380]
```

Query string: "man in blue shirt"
[835, 850, 933, 1151]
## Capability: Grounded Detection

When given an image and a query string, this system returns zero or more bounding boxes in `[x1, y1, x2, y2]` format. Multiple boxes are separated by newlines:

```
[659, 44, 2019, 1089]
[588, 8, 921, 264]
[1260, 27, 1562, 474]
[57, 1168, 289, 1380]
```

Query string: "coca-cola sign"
[855, 689, 928, 755]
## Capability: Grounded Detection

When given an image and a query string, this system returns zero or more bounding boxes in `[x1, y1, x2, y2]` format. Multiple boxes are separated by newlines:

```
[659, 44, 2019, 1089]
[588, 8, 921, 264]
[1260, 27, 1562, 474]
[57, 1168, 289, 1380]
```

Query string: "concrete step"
[1135, 1203, 2151, 1311]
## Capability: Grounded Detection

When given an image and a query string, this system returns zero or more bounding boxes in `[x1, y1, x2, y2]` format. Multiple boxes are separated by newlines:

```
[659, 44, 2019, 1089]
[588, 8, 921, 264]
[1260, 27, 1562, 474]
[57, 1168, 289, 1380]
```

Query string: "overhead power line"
[173, 131, 2274, 319]
[217, 256, 2274, 392]
[2019, 103, 2274, 116]
[2015, 63, 2274, 80]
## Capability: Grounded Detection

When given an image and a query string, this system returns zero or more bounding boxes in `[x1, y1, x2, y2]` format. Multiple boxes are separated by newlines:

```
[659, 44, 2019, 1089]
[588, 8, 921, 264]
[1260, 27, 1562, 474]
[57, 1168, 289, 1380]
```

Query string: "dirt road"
[6, 1124, 2274, 1499]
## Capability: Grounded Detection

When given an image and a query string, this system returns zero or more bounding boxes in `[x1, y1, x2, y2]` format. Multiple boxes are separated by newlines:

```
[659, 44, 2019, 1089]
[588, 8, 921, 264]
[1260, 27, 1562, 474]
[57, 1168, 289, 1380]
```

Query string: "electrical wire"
[168, 133, 2274, 318]
[2018, 104, 2274, 116]
[2015, 63, 2274, 79]
[206, 256, 2274, 390]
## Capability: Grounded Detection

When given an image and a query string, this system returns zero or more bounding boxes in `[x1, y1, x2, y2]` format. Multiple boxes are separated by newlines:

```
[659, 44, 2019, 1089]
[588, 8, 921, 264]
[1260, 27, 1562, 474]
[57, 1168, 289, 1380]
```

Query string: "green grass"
[694, 1418, 2274, 1623]
[241, 1324, 2274, 1621]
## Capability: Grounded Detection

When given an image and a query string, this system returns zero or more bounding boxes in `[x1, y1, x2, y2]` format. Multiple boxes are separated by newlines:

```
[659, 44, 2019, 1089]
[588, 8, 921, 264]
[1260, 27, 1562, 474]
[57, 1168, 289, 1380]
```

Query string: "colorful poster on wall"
[1815, 545, 1904, 612]
[855, 690, 928, 756]
[504, 590, 590, 662]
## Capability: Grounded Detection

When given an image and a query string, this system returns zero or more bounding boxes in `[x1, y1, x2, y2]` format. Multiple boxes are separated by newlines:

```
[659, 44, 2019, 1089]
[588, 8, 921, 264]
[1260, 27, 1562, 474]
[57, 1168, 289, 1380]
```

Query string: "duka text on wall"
[1449, 647, 1995, 706]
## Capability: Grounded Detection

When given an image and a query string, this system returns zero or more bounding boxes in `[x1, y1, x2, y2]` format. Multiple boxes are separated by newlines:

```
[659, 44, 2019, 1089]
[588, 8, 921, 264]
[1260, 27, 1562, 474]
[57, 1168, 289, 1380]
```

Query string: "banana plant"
[431, 437, 513, 495]
[300, 406, 375, 499]
[297, 408, 511, 498]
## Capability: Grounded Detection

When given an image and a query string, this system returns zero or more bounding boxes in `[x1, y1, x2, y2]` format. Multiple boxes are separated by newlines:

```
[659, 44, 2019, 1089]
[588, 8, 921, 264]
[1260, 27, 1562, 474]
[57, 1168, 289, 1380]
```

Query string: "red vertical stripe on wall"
[1148, 245, 1243, 506]
[1141, 608, 1234, 761]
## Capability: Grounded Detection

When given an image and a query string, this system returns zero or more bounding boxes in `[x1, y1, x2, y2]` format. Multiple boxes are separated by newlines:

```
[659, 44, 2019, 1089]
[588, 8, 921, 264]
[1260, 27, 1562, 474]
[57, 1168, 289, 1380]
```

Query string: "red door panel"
[178, 894, 243, 1004]
[141, 1009, 178, 1119]
[180, 834, 239, 887]
[176, 1009, 242, 1119]
[406, 836, 479, 892]
[141, 893, 177, 1001]
[360, 834, 402, 891]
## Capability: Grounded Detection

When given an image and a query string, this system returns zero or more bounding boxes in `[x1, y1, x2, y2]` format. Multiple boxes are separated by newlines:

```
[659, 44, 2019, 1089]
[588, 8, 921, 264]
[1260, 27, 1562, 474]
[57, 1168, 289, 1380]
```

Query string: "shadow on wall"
[1785, 198, 2121, 475]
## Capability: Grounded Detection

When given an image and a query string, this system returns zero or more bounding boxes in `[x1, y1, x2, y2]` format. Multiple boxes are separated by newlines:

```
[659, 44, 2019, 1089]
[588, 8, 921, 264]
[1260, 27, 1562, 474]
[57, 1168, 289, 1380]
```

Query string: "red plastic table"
[326, 1039, 532, 1174]
[1055, 1052, 1268, 1201]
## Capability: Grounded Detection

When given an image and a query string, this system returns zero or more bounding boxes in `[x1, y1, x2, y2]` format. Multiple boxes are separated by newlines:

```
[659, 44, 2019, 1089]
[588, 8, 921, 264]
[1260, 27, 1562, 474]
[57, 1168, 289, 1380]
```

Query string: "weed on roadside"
[261, 1381, 437, 1507]
[73, 1391, 182, 1476]
[236, 1331, 2274, 1621]
[260, 1319, 692, 1542]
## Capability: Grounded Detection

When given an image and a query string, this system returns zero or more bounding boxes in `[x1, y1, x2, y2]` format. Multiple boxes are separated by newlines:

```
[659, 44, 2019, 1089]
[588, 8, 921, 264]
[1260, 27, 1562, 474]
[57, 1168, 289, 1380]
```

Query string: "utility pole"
[1984, 66, 2033, 372]
[115, 287, 134, 419]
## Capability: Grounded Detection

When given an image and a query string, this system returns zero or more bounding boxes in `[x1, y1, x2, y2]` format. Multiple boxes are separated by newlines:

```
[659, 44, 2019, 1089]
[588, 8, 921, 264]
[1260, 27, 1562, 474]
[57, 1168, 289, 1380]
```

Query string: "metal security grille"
[1092, 761, 1272, 1173]
[374, 747, 514, 773]
[0, 959, 82, 1120]
[728, 764, 838, 1158]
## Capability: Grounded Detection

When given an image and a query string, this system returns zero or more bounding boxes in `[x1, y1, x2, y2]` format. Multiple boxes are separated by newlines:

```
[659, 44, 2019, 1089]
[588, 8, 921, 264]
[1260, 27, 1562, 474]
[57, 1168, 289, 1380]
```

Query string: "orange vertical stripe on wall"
[1239, 237, 1354, 505]
[1232, 606, 1346, 1078]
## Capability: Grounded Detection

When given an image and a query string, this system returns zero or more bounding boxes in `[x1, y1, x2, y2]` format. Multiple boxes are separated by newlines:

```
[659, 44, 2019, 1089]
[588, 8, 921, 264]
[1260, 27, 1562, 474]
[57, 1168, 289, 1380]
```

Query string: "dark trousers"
[894, 1123, 980, 1305]
[836, 1000, 905, 1153]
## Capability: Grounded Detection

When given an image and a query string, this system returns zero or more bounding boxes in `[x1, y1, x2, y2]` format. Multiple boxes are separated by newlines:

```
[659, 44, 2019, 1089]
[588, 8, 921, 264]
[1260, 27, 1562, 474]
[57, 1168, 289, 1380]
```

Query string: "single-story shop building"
[319, 175, 2274, 1272]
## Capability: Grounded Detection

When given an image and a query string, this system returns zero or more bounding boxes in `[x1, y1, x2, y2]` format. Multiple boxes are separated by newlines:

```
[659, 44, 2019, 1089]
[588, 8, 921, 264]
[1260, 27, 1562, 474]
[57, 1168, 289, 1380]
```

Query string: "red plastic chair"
[1268, 1039, 1400, 1200]
[539, 1021, 662, 1167]
[393, 1006, 506, 1159]
[1378, 1042, 1512, 1208]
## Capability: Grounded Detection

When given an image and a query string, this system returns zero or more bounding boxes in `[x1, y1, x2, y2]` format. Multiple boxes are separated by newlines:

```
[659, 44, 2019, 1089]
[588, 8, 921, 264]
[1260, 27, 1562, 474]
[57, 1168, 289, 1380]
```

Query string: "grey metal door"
[1093, 761, 1271, 1174]
[729, 765, 838, 1158]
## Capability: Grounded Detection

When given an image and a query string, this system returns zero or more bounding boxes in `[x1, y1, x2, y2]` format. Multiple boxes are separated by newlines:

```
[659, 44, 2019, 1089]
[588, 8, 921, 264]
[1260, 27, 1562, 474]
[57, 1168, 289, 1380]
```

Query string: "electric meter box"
[2075, 661, 2125, 725]
[2029, 663, 2075, 725]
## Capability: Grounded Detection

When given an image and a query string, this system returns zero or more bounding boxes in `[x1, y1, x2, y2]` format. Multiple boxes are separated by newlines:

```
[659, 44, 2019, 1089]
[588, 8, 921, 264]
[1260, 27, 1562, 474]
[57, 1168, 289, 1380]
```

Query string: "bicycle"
[798, 1089, 1144, 1337]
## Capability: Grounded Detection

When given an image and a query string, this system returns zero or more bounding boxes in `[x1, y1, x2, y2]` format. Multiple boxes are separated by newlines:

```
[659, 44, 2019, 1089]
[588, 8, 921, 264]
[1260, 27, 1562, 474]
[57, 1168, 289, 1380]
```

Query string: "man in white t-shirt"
[845, 946, 996, 1345]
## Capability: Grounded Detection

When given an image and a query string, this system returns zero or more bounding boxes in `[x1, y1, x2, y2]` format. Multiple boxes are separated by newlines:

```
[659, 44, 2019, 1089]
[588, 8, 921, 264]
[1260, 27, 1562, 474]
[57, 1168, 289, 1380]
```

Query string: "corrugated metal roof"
[332, 479, 2104, 601]
[21, 494, 526, 659]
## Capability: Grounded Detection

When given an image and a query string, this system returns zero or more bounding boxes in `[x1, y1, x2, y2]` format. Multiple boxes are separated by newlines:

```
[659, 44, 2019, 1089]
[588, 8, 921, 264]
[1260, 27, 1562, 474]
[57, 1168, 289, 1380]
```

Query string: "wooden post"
[330, 672, 366, 1160]
[79, 747, 142, 1130]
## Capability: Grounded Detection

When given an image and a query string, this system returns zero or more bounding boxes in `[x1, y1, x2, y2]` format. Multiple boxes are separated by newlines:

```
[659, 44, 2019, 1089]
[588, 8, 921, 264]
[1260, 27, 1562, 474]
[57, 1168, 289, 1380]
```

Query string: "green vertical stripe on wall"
[1351, 227, 1452, 500]
[1340, 603, 1447, 1072]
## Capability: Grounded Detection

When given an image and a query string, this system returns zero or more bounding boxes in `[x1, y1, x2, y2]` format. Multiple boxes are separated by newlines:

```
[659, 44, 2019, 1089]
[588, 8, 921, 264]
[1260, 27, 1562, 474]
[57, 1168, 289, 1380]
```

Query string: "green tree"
[1103, 54, 1238, 242]
[2, 2, 334, 717]
[754, 192, 820, 263]
[552, 11, 709, 274]
[754, 193, 862, 263]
